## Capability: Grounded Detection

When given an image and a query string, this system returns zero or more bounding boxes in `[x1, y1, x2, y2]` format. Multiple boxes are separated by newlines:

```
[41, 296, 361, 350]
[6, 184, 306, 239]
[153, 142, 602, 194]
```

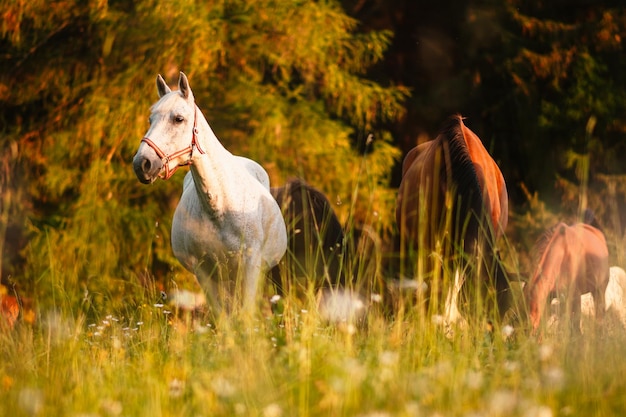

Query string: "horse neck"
[192, 109, 233, 163]
[526, 226, 567, 303]
[187, 109, 239, 212]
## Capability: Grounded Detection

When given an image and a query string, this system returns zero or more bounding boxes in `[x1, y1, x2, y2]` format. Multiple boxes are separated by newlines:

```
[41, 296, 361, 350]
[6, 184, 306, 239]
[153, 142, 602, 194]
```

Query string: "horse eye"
[174, 115, 185, 123]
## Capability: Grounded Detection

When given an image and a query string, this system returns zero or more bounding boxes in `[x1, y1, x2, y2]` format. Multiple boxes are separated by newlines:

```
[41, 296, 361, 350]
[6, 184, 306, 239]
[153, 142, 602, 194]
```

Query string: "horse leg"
[444, 268, 465, 325]
[200, 278, 223, 317]
[593, 286, 606, 334]
[194, 260, 228, 319]
[570, 290, 583, 335]
[241, 254, 264, 314]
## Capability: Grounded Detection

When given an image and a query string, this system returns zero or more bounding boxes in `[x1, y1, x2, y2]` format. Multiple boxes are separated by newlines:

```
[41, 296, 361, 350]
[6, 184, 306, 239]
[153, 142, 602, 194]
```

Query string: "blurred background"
[1, 0, 625, 317]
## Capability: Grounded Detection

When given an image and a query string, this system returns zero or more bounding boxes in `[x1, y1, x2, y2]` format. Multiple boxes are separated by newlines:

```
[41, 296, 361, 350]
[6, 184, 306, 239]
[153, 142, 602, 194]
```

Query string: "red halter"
[140, 106, 206, 180]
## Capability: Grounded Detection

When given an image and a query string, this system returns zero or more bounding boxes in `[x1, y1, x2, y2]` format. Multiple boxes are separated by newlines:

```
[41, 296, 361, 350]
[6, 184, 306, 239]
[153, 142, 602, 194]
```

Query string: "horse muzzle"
[133, 151, 163, 184]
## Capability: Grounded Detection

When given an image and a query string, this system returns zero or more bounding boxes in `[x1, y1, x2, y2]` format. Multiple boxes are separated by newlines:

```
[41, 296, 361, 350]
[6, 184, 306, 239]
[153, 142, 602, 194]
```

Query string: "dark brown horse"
[524, 222, 609, 334]
[271, 178, 348, 293]
[396, 115, 510, 317]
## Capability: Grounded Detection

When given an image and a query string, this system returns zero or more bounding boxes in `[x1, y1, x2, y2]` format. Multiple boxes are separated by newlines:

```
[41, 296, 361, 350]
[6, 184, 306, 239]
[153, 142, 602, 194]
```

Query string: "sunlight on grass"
[3, 152, 626, 417]
[3, 284, 626, 417]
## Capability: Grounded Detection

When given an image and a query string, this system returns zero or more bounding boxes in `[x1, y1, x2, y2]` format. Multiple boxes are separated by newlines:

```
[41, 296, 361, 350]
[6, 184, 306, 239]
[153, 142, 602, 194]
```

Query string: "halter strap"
[140, 106, 206, 180]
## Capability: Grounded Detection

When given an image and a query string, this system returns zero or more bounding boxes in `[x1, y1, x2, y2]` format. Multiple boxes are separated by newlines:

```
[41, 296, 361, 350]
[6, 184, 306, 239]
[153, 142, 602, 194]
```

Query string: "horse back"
[396, 116, 495, 251]
[527, 223, 609, 302]
[401, 141, 433, 177]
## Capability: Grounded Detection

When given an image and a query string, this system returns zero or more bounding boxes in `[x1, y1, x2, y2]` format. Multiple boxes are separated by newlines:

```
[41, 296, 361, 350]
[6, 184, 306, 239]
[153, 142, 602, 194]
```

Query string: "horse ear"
[156, 75, 171, 98]
[178, 72, 194, 101]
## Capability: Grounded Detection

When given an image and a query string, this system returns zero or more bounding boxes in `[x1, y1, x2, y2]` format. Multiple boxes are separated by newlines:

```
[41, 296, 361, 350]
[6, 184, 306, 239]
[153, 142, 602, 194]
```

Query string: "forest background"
[1, 0, 626, 316]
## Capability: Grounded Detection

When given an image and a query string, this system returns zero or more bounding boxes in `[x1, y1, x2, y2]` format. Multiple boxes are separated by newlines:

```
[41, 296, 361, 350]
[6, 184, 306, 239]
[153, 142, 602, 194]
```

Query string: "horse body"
[270, 179, 372, 324]
[525, 222, 609, 333]
[133, 72, 287, 312]
[396, 115, 509, 317]
[270, 178, 346, 291]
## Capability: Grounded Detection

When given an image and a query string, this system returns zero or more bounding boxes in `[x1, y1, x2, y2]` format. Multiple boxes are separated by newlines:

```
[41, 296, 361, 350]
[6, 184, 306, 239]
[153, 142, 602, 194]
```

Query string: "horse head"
[133, 72, 203, 183]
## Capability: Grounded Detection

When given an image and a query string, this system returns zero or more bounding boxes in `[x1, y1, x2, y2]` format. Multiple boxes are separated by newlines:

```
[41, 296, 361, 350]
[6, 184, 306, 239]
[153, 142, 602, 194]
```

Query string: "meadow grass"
[3, 275, 626, 417]
[3, 162, 625, 417]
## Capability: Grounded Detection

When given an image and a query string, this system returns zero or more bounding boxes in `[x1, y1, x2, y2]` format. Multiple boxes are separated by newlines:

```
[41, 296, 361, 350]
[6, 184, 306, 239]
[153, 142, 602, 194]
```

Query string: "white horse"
[132, 72, 287, 314]
[581, 266, 626, 330]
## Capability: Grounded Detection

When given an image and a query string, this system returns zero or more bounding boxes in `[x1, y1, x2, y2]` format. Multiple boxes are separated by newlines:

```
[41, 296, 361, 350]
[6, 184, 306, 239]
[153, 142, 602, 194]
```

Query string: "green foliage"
[500, 1, 626, 190]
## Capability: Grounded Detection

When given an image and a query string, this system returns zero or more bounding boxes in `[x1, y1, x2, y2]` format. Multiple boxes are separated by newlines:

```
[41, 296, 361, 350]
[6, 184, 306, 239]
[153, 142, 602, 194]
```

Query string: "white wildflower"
[431, 314, 445, 326]
[488, 389, 517, 416]
[211, 376, 236, 398]
[539, 344, 553, 361]
[18, 388, 44, 416]
[501, 324, 515, 338]
[100, 399, 123, 416]
[168, 378, 185, 398]
[262, 403, 283, 417]
[542, 367, 565, 391]
[465, 370, 484, 390]
[523, 405, 553, 417]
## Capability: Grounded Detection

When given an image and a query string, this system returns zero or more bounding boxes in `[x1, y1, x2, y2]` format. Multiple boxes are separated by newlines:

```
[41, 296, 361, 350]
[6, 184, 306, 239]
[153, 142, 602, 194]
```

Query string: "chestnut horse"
[396, 115, 509, 318]
[524, 222, 609, 334]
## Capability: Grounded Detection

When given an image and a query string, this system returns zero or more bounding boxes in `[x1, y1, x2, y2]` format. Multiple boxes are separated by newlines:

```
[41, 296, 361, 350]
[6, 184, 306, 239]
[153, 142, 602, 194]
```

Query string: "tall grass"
[3, 278, 626, 417]
[3, 167, 626, 417]
[3, 233, 626, 417]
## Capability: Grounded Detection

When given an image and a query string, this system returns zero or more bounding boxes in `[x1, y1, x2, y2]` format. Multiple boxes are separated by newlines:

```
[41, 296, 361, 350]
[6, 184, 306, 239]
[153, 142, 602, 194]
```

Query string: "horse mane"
[437, 115, 484, 244]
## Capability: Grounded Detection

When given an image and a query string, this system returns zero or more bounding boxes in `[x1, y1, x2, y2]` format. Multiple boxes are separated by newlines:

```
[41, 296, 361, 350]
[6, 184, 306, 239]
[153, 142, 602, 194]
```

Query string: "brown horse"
[270, 178, 348, 293]
[524, 222, 609, 334]
[396, 115, 509, 317]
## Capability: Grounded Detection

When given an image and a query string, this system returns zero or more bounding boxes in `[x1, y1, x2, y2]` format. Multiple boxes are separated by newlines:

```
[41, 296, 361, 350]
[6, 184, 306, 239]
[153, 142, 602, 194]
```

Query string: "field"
[2, 271, 626, 417]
